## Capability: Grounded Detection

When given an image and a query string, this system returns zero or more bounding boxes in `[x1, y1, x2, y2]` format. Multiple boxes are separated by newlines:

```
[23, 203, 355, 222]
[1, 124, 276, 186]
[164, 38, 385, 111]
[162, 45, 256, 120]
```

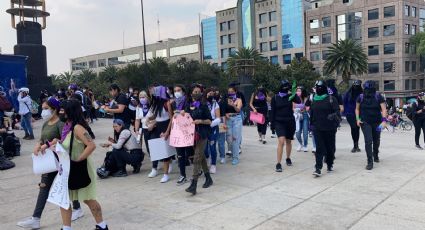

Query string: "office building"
[70, 35, 201, 74]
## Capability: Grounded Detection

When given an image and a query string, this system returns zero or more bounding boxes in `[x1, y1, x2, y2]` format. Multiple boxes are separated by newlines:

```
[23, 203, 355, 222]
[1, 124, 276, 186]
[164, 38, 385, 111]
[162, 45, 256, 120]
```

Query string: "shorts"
[275, 120, 295, 140]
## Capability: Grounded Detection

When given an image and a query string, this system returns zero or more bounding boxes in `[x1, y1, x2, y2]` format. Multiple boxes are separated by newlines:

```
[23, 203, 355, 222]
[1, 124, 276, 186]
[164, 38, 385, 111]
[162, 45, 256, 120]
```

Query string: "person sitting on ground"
[99, 119, 144, 178]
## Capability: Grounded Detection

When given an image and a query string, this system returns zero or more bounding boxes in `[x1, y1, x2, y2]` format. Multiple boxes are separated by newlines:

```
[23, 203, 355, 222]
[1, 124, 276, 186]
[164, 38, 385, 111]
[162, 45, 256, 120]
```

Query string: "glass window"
[221, 49, 228, 58]
[108, 57, 119, 66]
[259, 28, 268, 38]
[220, 22, 227, 31]
[337, 12, 362, 41]
[228, 20, 235, 30]
[228, 34, 235, 44]
[421, 8, 425, 18]
[270, 56, 279, 65]
[220, 35, 228, 45]
[420, 79, 424, 89]
[412, 25, 417, 35]
[322, 16, 331, 27]
[368, 45, 379, 56]
[170, 44, 199, 57]
[242, 0, 253, 48]
[310, 35, 319, 45]
[269, 26, 277, 36]
[71, 62, 87, 70]
[310, 51, 320, 61]
[405, 5, 410, 16]
[283, 54, 292, 64]
[322, 33, 331, 44]
[384, 6, 395, 18]
[374, 81, 380, 91]
[269, 11, 276, 21]
[260, 42, 268, 52]
[384, 43, 395, 54]
[295, 52, 303, 61]
[89, 60, 97, 69]
[384, 80, 395, 91]
[368, 9, 379, 20]
[405, 24, 410, 35]
[412, 61, 417, 72]
[405, 61, 410, 72]
[156, 49, 167, 58]
[259, 13, 267, 24]
[229, 47, 236, 56]
[142, 52, 153, 60]
[118, 54, 140, 63]
[310, 19, 319, 29]
[405, 79, 410, 90]
[412, 6, 417, 17]
[221, 62, 228, 70]
[384, 62, 395, 72]
[322, 50, 330, 60]
[383, 24, 395, 36]
[412, 79, 417, 89]
[368, 63, 379, 73]
[270, 41, 278, 51]
[201, 17, 218, 60]
[281, 0, 304, 49]
[368, 27, 379, 38]
[98, 59, 106, 67]
[405, 43, 411, 54]
[411, 43, 417, 54]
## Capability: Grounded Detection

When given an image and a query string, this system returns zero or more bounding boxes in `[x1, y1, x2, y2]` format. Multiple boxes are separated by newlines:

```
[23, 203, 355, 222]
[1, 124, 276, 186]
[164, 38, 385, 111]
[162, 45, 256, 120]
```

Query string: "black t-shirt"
[270, 95, 299, 123]
[114, 93, 131, 124]
[356, 94, 385, 125]
[310, 95, 340, 131]
[412, 102, 425, 120]
[185, 103, 212, 139]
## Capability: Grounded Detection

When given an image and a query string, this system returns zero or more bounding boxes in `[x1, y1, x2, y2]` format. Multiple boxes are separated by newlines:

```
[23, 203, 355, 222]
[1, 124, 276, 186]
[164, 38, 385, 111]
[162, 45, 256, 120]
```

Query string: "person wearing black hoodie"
[309, 81, 340, 177]
[343, 80, 363, 153]
[412, 92, 425, 149]
[355, 81, 387, 170]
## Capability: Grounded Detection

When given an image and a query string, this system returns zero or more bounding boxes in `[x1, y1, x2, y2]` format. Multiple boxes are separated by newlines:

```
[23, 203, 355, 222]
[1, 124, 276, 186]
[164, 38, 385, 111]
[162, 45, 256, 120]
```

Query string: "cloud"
[0, 0, 238, 75]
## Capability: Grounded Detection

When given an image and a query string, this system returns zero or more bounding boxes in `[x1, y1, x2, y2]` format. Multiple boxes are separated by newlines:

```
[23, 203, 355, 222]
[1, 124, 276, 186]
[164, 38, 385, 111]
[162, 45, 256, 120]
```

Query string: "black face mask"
[316, 86, 328, 96]
[207, 96, 214, 103]
[59, 114, 67, 123]
[192, 93, 202, 101]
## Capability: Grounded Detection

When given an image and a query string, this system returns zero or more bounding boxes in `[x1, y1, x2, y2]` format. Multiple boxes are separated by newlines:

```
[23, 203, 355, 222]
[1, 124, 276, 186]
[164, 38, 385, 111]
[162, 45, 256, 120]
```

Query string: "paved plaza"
[1, 118, 425, 230]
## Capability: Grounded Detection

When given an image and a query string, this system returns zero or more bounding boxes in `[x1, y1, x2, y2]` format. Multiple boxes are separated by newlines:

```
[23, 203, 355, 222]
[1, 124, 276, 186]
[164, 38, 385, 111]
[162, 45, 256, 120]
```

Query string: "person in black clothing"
[326, 79, 344, 114]
[185, 85, 213, 195]
[104, 84, 131, 129]
[343, 80, 363, 153]
[412, 92, 425, 149]
[355, 81, 387, 170]
[309, 80, 340, 177]
[250, 87, 268, 144]
[270, 80, 298, 172]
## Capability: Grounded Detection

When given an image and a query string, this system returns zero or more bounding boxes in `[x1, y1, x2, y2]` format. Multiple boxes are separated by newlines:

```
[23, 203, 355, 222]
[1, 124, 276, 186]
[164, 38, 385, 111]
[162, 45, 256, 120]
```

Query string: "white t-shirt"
[136, 106, 149, 129]
[146, 106, 170, 122]
[208, 101, 220, 120]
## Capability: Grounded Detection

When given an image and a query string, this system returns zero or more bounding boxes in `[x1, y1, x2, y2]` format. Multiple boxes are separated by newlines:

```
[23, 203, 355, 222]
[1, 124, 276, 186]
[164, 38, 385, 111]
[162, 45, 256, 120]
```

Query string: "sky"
[0, 0, 237, 75]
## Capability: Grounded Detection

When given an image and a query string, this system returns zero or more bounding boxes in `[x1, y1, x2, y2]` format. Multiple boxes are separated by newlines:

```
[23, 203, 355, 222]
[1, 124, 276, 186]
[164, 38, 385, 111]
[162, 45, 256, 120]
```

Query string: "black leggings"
[414, 119, 425, 146]
[346, 114, 360, 146]
[360, 122, 380, 162]
[111, 149, 144, 171]
[314, 130, 336, 170]
[176, 146, 194, 177]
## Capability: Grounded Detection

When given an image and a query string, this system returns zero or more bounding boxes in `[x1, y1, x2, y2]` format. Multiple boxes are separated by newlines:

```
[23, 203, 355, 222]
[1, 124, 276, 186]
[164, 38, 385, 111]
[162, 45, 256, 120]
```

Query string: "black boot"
[366, 159, 373, 170]
[185, 179, 197, 195]
[203, 172, 213, 188]
[373, 154, 380, 163]
[132, 163, 142, 174]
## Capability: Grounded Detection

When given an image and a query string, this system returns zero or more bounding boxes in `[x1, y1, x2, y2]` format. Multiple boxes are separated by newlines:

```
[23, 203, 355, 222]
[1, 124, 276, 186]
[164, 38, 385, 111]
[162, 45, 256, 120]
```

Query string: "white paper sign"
[148, 138, 176, 161]
[32, 149, 58, 175]
[47, 144, 70, 209]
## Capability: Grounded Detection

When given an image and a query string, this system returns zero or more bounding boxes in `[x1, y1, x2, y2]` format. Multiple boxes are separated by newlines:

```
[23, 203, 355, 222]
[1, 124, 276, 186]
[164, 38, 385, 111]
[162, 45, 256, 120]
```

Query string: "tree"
[227, 47, 265, 77]
[284, 58, 321, 91]
[324, 39, 368, 85]
[411, 32, 425, 55]
[252, 62, 283, 94]
[76, 69, 96, 86]
[99, 66, 118, 84]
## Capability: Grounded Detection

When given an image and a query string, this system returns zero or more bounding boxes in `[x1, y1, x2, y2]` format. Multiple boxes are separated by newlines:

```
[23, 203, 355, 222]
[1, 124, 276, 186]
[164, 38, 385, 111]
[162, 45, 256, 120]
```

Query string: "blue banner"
[0, 55, 28, 111]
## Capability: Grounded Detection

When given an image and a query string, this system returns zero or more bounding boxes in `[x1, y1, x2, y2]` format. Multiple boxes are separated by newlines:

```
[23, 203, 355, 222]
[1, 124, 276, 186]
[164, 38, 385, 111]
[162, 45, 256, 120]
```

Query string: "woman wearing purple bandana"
[249, 87, 269, 144]
[225, 85, 243, 165]
[135, 91, 151, 154]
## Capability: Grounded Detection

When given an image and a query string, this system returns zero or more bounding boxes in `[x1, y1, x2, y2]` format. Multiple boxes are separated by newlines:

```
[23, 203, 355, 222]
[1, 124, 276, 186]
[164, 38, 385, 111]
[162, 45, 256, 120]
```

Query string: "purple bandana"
[191, 101, 201, 108]
[153, 86, 168, 100]
[61, 122, 72, 142]
[257, 92, 266, 100]
[278, 92, 288, 97]
[175, 96, 186, 110]
[228, 93, 237, 101]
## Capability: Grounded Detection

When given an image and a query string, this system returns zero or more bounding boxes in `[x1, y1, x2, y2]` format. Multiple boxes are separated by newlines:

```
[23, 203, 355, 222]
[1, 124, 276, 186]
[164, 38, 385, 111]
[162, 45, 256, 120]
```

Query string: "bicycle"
[387, 114, 413, 132]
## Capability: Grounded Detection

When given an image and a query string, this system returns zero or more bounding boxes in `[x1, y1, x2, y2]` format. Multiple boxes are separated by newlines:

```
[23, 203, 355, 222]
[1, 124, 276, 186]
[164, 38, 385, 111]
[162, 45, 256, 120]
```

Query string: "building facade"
[70, 35, 201, 74]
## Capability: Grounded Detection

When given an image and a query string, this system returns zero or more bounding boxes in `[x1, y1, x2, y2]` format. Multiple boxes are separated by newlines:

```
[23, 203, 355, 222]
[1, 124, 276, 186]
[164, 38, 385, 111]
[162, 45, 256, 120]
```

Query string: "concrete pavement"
[1, 118, 425, 230]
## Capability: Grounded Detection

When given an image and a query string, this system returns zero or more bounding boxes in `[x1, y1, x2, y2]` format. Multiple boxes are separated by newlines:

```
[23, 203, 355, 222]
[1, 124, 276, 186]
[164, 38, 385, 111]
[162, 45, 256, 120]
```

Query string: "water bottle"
[136, 128, 142, 144]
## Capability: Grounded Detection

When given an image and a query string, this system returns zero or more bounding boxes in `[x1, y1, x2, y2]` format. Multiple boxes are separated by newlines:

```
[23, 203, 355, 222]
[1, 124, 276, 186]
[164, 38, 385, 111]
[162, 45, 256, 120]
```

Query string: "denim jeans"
[218, 131, 226, 159]
[21, 112, 33, 136]
[226, 115, 242, 160]
[205, 126, 219, 165]
[296, 112, 309, 147]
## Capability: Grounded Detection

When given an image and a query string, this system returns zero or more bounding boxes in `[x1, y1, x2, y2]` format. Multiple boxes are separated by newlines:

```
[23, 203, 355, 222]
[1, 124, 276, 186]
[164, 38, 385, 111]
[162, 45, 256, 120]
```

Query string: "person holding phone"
[225, 85, 243, 165]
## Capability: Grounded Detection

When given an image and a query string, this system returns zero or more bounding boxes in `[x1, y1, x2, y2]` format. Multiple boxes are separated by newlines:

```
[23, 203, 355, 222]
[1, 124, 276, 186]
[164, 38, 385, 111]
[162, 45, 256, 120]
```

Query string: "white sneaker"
[148, 169, 158, 178]
[210, 165, 217, 174]
[312, 148, 316, 153]
[302, 146, 308, 152]
[71, 208, 84, 221]
[220, 158, 226, 164]
[296, 145, 302, 152]
[160, 174, 169, 183]
[17, 217, 40, 229]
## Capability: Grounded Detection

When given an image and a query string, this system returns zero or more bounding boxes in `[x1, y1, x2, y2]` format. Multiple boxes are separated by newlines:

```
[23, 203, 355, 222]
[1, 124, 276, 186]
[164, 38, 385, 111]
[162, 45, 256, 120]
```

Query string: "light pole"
[141, 0, 148, 65]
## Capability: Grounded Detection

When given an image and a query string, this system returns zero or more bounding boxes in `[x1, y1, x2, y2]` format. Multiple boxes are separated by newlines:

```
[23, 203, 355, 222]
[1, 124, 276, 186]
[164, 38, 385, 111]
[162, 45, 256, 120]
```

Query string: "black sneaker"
[112, 170, 128, 177]
[327, 166, 334, 173]
[416, 145, 423, 150]
[286, 158, 292, 166]
[365, 163, 373, 170]
[95, 225, 109, 230]
[275, 163, 283, 172]
[176, 176, 188, 186]
[263, 140, 267, 144]
[313, 169, 321, 177]
[351, 147, 357, 153]
[132, 163, 142, 174]
[374, 156, 380, 163]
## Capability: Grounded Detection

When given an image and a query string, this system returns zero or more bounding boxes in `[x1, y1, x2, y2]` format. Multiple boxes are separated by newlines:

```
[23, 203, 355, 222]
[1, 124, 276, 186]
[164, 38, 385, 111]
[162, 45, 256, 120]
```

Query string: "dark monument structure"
[6, 0, 51, 96]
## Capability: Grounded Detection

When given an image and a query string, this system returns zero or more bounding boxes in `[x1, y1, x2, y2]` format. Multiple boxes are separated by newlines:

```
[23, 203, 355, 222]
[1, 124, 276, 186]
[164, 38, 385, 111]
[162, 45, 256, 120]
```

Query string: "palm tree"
[57, 71, 75, 85]
[227, 47, 265, 77]
[99, 66, 118, 83]
[324, 39, 368, 84]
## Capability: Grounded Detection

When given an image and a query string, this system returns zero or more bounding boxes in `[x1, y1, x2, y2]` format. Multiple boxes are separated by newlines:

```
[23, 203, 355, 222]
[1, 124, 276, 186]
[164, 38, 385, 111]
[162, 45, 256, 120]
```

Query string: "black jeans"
[414, 118, 425, 146]
[33, 172, 80, 218]
[346, 114, 360, 146]
[176, 146, 193, 177]
[314, 130, 336, 170]
[111, 149, 144, 171]
[360, 122, 380, 163]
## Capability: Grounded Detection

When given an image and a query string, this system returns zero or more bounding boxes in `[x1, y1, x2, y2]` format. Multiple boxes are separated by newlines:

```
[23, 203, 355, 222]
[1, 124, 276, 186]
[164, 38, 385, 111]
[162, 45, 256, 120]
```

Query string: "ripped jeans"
[205, 126, 219, 165]
[226, 115, 243, 160]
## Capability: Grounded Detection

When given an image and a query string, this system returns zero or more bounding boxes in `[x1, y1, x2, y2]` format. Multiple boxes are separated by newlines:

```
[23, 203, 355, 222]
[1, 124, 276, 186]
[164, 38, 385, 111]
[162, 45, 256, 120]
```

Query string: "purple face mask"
[139, 98, 148, 105]
[228, 93, 237, 101]
[257, 92, 265, 100]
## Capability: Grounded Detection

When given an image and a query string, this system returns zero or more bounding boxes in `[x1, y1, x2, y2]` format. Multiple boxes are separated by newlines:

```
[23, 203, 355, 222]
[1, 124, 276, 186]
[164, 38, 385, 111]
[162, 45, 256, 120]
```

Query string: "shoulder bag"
[68, 126, 92, 190]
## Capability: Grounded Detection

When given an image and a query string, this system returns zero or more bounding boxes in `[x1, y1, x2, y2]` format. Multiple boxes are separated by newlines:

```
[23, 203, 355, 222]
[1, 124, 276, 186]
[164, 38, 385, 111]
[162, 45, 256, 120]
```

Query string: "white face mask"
[41, 109, 53, 120]
[174, 92, 183, 99]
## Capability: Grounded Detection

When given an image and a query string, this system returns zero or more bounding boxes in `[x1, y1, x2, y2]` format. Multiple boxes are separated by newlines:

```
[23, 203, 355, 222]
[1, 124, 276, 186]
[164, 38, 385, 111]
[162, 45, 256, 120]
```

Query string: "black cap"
[353, 80, 362, 86]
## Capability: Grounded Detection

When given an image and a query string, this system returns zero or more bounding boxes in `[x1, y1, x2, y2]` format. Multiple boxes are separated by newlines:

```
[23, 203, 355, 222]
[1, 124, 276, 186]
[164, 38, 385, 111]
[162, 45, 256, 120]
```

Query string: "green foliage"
[227, 47, 266, 77]
[283, 58, 321, 90]
[410, 32, 425, 55]
[324, 39, 368, 84]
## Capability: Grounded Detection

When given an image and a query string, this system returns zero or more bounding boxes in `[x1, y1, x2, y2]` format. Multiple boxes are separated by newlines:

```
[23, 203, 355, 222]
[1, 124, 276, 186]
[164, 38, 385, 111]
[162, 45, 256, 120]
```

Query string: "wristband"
[45, 141, 50, 148]
[356, 115, 361, 121]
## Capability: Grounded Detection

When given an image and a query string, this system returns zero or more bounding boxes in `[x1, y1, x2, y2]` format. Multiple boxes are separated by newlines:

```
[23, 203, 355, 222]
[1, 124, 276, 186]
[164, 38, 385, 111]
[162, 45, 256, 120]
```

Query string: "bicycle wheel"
[402, 121, 413, 131]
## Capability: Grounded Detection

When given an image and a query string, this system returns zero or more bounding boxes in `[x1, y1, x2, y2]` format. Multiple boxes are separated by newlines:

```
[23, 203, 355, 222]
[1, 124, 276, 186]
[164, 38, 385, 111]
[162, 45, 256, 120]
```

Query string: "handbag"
[68, 126, 91, 190]
[249, 112, 266, 125]
[146, 119, 157, 132]
[32, 149, 58, 175]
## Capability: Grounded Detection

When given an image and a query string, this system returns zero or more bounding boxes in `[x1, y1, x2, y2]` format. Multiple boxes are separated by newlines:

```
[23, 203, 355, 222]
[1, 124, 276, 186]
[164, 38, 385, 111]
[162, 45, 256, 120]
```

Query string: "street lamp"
[141, 0, 148, 65]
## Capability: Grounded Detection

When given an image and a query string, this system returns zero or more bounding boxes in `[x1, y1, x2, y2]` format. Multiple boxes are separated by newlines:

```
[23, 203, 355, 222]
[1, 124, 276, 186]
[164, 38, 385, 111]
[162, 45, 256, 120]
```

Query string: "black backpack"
[0, 148, 15, 170]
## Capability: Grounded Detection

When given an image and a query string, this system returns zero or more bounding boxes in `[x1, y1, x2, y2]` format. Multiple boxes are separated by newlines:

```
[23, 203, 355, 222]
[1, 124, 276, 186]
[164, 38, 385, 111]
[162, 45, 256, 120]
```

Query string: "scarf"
[191, 100, 201, 109]
[61, 122, 72, 142]
[313, 94, 328, 101]
[257, 92, 266, 100]
[175, 96, 186, 110]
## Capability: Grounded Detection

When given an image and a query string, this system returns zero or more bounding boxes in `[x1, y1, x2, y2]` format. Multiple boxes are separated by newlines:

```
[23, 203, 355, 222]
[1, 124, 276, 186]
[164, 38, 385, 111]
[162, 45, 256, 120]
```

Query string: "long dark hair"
[151, 97, 168, 117]
[189, 84, 207, 104]
[297, 86, 308, 101]
[62, 99, 95, 138]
